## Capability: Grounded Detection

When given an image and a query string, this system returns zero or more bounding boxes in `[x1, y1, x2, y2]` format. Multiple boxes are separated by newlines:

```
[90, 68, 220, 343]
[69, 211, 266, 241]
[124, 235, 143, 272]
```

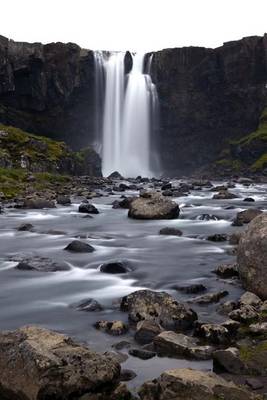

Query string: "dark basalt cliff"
[0, 34, 267, 175]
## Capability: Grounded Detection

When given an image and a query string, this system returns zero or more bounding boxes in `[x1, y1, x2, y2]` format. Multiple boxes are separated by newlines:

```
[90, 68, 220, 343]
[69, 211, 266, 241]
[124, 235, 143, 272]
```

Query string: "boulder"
[232, 208, 262, 226]
[129, 348, 156, 360]
[206, 233, 228, 242]
[213, 190, 239, 200]
[159, 227, 183, 236]
[78, 203, 99, 214]
[134, 320, 163, 345]
[94, 320, 129, 336]
[22, 198, 56, 209]
[173, 283, 207, 294]
[237, 213, 267, 299]
[99, 261, 131, 274]
[0, 326, 121, 400]
[239, 291, 262, 307]
[249, 322, 267, 335]
[120, 290, 197, 332]
[229, 231, 243, 245]
[138, 368, 258, 400]
[154, 331, 214, 360]
[71, 298, 103, 312]
[194, 214, 220, 221]
[190, 290, 228, 304]
[128, 194, 179, 220]
[57, 195, 71, 205]
[229, 305, 259, 323]
[17, 223, 34, 232]
[108, 171, 123, 179]
[194, 323, 230, 345]
[16, 256, 70, 272]
[213, 263, 239, 278]
[64, 240, 95, 253]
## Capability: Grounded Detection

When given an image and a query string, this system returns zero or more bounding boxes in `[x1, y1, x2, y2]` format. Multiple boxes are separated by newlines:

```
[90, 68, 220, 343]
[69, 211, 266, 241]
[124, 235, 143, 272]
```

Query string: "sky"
[1, 0, 267, 52]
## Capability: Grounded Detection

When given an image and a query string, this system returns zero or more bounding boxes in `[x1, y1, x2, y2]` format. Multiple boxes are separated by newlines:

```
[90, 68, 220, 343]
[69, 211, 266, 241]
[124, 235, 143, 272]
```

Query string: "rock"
[161, 183, 172, 190]
[71, 298, 103, 312]
[240, 291, 262, 307]
[154, 331, 214, 360]
[173, 284, 207, 294]
[104, 351, 128, 364]
[232, 208, 263, 226]
[134, 320, 163, 345]
[217, 301, 237, 315]
[190, 290, 228, 304]
[194, 323, 230, 345]
[206, 233, 228, 242]
[162, 189, 173, 196]
[237, 213, 267, 299]
[94, 320, 129, 336]
[99, 261, 131, 274]
[16, 256, 70, 272]
[213, 190, 239, 200]
[213, 263, 239, 278]
[159, 227, 183, 236]
[17, 223, 34, 232]
[221, 319, 241, 334]
[0, 326, 120, 400]
[112, 197, 135, 209]
[246, 378, 264, 390]
[128, 194, 179, 220]
[229, 305, 258, 323]
[121, 290, 197, 332]
[194, 214, 220, 221]
[120, 369, 137, 382]
[22, 198, 56, 209]
[249, 322, 267, 335]
[78, 203, 99, 214]
[244, 197, 255, 202]
[64, 240, 95, 253]
[108, 171, 123, 179]
[138, 368, 258, 400]
[57, 195, 71, 205]
[112, 341, 131, 351]
[129, 348, 156, 360]
[213, 347, 248, 374]
[229, 231, 243, 245]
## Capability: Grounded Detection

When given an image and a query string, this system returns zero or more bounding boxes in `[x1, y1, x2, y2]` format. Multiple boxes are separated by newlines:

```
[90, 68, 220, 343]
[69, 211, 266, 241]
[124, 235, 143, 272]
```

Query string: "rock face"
[120, 290, 197, 331]
[138, 368, 258, 400]
[128, 195, 179, 220]
[0, 326, 121, 400]
[237, 213, 267, 299]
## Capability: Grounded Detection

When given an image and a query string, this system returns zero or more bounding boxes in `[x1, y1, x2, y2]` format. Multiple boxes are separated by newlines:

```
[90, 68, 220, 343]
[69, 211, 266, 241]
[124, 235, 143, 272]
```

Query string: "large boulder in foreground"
[138, 368, 260, 400]
[121, 290, 197, 331]
[237, 213, 267, 299]
[128, 193, 179, 219]
[0, 326, 121, 400]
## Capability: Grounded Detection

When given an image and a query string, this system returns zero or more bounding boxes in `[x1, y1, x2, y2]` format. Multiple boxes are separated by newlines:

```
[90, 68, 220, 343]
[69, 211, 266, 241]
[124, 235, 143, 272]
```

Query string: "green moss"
[251, 152, 267, 171]
[215, 158, 242, 171]
[230, 107, 267, 146]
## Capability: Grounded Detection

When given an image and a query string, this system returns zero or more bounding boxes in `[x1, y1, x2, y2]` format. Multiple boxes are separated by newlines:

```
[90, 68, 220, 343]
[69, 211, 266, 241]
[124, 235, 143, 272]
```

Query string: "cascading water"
[94, 51, 159, 178]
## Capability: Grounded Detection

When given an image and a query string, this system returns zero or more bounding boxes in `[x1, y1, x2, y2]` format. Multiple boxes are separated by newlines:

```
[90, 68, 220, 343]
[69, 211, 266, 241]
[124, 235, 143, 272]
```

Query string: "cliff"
[0, 34, 267, 176]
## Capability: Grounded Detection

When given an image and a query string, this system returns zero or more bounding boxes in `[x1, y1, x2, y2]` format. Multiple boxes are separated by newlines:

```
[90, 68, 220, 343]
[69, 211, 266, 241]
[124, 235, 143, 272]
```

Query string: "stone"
[71, 298, 103, 312]
[213, 263, 239, 278]
[94, 320, 129, 336]
[17, 223, 34, 232]
[129, 348, 156, 360]
[138, 368, 258, 400]
[16, 256, 70, 272]
[64, 240, 95, 253]
[217, 301, 237, 315]
[213, 190, 239, 200]
[233, 208, 263, 226]
[207, 233, 228, 242]
[128, 194, 180, 220]
[213, 347, 248, 374]
[79, 203, 99, 214]
[246, 378, 264, 390]
[22, 198, 56, 209]
[154, 331, 214, 360]
[194, 323, 230, 345]
[159, 227, 183, 236]
[99, 261, 131, 274]
[112, 197, 135, 209]
[240, 291, 262, 307]
[108, 171, 123, 179]
[238, 214, 267, 299]
[244, 197, 255, 202]
[229, 231, 243, 245]
[120, 369, 137, 382]
[121, 290, 197, 332]
[112, 341, 131, 350]
[249, 322, 267, 335]
[190, 290, 228, 304]
[229, 305, 259, 323]
[57, 195, 71, 205]
[134, 320, 163, 345]
[0, 326, 120, 400]
[173, 283, 207, 294]
[194, 214, 220, 221]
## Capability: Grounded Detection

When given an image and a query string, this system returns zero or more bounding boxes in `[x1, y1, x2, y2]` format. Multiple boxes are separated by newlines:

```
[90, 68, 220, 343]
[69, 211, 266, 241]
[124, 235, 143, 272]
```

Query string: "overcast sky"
[1, 0, 267, 52]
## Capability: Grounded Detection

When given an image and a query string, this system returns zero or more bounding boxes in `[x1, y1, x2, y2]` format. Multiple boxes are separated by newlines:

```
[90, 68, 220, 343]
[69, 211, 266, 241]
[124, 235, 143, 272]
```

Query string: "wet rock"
[207, 233, 228, 242]
[213, 263, 239, 278]
[128, 194, 180, 220]
[112, 341, 131, 351]
[173, 283, 207, 294]
[71, 298, 103, 312]
[221, 319, 241, 334]
[57, 195, 71, 205]
[120, 369, 137, 382]
[190, 290, 228, 304]
[213, 190, 239, 200]
[162, 189, 173, 196]
[99, 261, 131, 274]
[246, 378, 264, 390]
[159, 227, 183, 236]
[249, 322, 267, 335]
[0, 326, 121, 400]
[112, 197, 135, 209]
[94, 320, 129, 336]
[108, 171, 123, 179]
[17, 223, 34, 232]
[217, 301, 237, 315]
[194, 214, 220, 221]
[154, 331, 214, 360]
[138, 368, 257, 400]
[213, 347, 248, 374]
[161, 183, 172, 190]
[78, 203, 99, 214]
[232, 208, 262, 226]
[129, 348, 156, 360]
[194, 322, 230, 345]
[121, 290, 197, 332]
[229, 305, 258, 323]
[134, 320, 163, 345]
[22, 198, 56, 209]
[64, 240, 95, 253]
[229, 231, 243, 245]
[238, 213, 267, 299]
[244, 197, 255, 202]
[16, 256, 70, 272]
[240, 292, 262, 308]
[104, 351, 128, 364]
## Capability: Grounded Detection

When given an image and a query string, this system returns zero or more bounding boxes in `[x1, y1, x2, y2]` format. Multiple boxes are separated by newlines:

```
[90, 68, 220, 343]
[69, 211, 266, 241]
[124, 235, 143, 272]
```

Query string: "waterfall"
[94, 51, 159, 178]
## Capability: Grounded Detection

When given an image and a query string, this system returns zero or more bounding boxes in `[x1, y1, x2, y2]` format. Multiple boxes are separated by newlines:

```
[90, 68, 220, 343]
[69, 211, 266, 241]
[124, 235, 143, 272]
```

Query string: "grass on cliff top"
[230, 107, 267, 146]
[0, 123, 68, 161]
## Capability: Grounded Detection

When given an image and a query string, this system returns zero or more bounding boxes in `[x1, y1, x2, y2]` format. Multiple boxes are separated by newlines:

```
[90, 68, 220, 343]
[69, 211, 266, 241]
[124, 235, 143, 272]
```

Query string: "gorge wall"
[0, 34, 267, 176]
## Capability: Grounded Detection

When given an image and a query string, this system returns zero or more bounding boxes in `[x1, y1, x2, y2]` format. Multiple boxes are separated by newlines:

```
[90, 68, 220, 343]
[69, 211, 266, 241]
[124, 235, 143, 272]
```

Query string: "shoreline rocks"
[128, 193, 180, 219]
